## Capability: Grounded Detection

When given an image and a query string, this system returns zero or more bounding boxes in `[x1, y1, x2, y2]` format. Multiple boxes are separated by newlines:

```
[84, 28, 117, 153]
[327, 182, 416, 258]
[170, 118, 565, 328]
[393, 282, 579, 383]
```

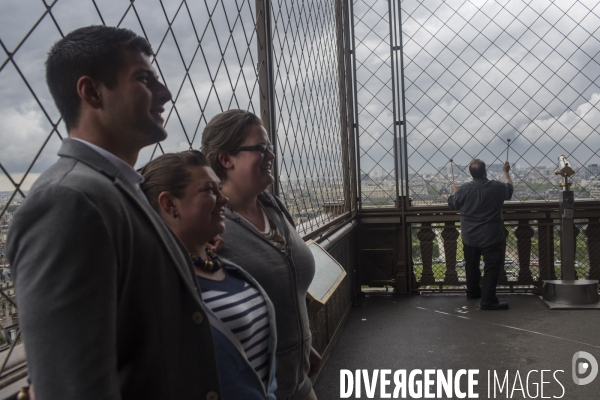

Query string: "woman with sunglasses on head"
[139, 150, 277, 400]
[201, 110, 321, 400]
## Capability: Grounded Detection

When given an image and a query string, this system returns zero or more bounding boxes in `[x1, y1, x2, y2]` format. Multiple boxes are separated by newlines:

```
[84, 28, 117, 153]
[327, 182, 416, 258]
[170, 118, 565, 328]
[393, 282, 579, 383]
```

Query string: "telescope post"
[541, 155, 599, 309]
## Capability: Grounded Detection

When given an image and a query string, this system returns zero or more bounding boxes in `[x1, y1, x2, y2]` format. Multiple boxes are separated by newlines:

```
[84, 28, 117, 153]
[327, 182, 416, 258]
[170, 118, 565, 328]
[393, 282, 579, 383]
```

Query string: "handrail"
[358, 199, 600, 218]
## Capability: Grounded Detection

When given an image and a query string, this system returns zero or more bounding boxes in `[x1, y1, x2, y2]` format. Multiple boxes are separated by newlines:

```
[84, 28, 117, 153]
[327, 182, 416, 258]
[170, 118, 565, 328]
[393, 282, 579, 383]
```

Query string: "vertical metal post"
[538, 217, 556, 282]
[335, 0, 350, 215]
[256, 0, 278, 195]
[344, 0, 358, 214]
[584, 219, 600, 280]
[388, 0, 399, 206]
[349, 0, 361, 210]
[391, 0, 413, 291]
[396, 0, 409, 207]
[559, 187, 576, 280]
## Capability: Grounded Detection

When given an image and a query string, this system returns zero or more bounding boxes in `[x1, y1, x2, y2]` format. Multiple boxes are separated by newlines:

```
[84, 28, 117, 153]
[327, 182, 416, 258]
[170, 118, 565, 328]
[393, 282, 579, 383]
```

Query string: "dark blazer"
[6, 139, 220, 399]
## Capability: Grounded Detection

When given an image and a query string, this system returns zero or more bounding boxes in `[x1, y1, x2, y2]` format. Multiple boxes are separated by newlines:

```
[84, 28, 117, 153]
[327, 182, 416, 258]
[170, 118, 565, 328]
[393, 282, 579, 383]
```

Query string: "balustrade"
[583, 219, 600, 281]
[417, 223, 436, 285]
[406, 213, 600, 291]
[498, 228, 510, 285]
[538, 219, 556, 282]
[441, 223, 459, 285]
[515, 223, 534, 285]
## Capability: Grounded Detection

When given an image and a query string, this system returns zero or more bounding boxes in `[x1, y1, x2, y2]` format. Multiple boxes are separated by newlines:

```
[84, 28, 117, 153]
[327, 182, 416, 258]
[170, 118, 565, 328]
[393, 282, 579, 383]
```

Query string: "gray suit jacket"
[6, 139, 220, 399]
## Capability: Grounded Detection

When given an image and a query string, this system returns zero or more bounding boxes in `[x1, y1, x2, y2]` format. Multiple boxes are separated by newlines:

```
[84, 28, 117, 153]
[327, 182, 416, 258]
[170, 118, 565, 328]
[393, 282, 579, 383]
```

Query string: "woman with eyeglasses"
[139, 150, 278, 400]
[202, 110, 321, 400]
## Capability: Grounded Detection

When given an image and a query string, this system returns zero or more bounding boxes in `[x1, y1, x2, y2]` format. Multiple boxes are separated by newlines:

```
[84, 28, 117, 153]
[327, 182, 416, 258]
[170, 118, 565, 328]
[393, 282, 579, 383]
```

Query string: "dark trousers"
[463, 241, 504, 305]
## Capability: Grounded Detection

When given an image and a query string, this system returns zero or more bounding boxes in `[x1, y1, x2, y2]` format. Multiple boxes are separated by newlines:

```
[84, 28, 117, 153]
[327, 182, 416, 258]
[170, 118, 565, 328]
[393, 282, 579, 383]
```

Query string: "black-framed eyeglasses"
[234, 144, 274, 154]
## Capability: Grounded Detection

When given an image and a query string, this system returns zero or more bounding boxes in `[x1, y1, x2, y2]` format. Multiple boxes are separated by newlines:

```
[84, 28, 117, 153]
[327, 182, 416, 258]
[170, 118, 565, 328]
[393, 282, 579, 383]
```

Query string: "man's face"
[101, 49, 171, 151]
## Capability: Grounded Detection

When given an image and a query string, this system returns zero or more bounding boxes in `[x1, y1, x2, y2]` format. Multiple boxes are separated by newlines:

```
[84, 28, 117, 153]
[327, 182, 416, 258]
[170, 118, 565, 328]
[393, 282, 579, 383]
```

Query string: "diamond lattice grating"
[0, 0, 352, 369]
[0, 0, 262, 221]
[403, 0, 600, 206]
[1, 0, 352, 239]
[353, 0, 600, 208]
[354, 0, 398, 207]
[270, 0, 348, 235]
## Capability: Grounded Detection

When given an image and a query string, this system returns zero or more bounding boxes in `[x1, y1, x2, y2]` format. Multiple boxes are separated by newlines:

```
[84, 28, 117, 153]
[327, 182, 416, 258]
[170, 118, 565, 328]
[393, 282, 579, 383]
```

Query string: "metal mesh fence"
[270, 0, 349, 235]
[0, 0, 264, 369]
[0, 0, 262, 215]
[353, 0, 399, 207]
[0, 0, 350, 377]
[0, 0, 350, 241]
[352, 0, 600, 207]
[403, 0, 600, 205]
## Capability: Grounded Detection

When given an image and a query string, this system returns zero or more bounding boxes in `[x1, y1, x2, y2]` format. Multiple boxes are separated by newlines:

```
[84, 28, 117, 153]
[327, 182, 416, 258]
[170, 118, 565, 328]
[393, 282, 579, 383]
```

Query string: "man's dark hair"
[469, 159, 486, 179]
[45, 25, 153, 131]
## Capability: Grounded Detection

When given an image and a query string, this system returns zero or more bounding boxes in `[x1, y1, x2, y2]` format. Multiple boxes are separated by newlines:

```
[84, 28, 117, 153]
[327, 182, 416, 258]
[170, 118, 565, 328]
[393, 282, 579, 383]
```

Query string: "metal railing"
[409, 205, 600, 291]
[357, 200, 600, 292]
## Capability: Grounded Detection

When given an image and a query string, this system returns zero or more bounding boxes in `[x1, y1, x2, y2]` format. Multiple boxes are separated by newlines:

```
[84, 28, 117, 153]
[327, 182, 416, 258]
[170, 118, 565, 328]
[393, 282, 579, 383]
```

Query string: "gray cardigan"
[219, 191, 315, 400]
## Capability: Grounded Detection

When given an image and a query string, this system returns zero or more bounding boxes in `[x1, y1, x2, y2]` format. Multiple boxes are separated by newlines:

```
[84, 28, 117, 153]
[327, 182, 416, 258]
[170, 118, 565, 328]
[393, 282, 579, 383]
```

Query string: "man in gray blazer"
[6, 26, 220, 399]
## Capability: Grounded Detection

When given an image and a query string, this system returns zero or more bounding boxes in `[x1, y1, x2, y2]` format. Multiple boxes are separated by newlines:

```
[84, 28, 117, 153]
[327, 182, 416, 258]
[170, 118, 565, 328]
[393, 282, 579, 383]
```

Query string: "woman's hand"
[207, 235, 224, 253]
[308, 346, 322, 379]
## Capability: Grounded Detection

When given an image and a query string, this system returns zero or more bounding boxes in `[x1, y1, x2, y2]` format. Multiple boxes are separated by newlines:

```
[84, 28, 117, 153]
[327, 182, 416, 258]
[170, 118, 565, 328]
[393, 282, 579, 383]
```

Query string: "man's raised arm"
[503, 161, 513, 186]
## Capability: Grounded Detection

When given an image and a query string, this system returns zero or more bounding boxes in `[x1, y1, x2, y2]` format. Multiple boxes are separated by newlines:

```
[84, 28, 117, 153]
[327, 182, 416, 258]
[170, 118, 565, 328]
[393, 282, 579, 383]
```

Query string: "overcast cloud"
[0, 0, 345, 195]
[353, 0, 600, 190]
[2, 0, 599, 195]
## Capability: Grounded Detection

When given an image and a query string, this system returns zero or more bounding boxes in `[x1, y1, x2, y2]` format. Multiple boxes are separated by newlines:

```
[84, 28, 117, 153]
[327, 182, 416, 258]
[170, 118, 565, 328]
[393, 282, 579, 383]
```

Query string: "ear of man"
[77, 76, 103, 109]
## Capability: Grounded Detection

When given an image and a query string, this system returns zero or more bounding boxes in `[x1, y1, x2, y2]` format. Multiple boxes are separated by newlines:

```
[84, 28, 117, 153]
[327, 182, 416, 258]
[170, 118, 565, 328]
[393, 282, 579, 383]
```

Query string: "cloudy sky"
[353, 0, 600, 196]
[1, 0, 599, 201]
[0, 0, 345, 198]
[0, 0, 262, 191]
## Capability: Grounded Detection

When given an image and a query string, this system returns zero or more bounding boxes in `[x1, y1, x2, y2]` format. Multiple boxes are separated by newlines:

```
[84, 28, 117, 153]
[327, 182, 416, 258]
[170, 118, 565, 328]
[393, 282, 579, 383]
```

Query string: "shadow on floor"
[314, 293, 600, 400]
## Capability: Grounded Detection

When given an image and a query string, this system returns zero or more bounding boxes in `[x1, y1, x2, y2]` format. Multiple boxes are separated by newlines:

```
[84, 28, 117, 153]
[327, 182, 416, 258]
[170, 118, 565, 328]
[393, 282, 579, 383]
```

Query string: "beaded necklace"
[190, 248, 222, 272]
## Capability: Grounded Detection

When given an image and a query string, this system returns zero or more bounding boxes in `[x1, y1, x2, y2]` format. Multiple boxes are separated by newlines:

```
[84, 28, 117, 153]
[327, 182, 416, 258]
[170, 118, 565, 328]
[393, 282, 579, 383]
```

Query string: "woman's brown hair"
[139, 150, 209, 214]
[201, 109, 263, 181]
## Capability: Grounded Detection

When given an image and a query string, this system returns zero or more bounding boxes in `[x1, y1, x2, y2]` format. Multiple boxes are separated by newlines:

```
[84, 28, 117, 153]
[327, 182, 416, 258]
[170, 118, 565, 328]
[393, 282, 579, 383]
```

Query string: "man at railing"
[448, 159, 513, 310]
[6, 26, 220, 399]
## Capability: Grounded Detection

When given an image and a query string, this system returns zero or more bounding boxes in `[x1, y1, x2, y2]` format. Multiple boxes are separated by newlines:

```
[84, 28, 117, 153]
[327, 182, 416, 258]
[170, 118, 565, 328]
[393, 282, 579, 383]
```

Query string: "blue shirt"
[197, 265, 277, 400]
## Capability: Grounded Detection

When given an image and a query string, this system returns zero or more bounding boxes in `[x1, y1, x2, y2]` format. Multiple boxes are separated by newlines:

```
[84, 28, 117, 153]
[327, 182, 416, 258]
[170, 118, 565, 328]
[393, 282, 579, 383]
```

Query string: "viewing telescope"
[543, 154, 599, 309]
[555, 154, 575, 181]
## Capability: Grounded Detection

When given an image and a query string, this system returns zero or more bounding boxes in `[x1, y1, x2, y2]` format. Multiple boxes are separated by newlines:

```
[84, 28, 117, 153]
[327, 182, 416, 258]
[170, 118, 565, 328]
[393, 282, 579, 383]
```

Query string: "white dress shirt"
[71, 138, 149, 203]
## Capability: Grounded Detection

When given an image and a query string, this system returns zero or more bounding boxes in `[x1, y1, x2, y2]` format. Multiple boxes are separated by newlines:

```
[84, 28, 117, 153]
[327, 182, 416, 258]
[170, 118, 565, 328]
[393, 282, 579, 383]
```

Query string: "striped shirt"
[198, 272, 271, 386]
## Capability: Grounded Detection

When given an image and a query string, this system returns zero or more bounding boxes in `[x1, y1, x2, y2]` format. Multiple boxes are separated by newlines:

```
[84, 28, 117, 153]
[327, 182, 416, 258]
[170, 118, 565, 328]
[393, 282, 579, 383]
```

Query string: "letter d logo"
[572, 351, 598, 385]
